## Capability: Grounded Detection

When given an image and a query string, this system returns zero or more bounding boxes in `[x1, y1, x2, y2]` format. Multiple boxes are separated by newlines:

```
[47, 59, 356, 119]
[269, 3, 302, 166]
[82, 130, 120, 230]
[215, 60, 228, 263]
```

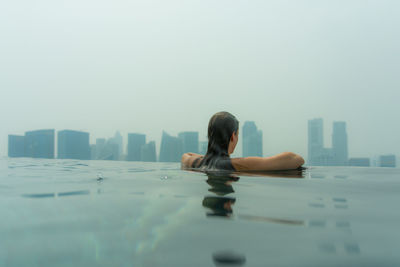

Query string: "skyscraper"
[92, 137, 120, 160]
[379, 155, 396, 167]
[141, 141, 157, 162]
[101, 142, 119, 160]
[178, 131, 199, 154]
[308, 118, 324, 165]
[58, 130, 90, 160]
[24, 129, 55, 159]
[159, 131, 182, 162]
[90, 144, 97, 160]
[93, 138, 106, 159]
[109, 131, 123, 158]
[348, 158, 370, 167]
[332, 121, 348, 166]
[127, 133, 146, 161]
[242, 121, 263, 157]
[8, 135, 25, 157]
[308, 119, 351, 166]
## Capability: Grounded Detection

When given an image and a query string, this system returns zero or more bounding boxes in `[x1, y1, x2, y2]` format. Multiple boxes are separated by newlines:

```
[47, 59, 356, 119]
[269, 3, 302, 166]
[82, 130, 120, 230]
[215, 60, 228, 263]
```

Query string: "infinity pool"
[1, 158, 399, 266]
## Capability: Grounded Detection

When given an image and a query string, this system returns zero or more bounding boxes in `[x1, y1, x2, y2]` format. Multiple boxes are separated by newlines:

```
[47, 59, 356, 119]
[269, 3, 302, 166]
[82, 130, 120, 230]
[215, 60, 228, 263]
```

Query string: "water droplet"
[97, 172, 104, 182]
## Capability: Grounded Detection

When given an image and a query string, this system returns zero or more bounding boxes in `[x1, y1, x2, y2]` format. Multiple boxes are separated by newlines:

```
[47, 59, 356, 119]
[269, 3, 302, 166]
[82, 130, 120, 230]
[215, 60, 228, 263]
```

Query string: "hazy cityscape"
[308, 118, 396, 167]
[7, 119, 396, 167]
[2, 1, 400, 265]
[7, 120, 263, 163]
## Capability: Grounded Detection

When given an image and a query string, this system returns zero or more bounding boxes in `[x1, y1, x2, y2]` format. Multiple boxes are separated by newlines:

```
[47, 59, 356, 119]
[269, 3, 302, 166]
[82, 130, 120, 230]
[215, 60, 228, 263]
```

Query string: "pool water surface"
[1, 158, 399, 266]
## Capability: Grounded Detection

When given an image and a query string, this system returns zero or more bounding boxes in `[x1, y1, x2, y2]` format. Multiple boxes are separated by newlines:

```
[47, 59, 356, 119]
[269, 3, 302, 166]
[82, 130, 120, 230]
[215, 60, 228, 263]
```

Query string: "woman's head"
[206, 111, 239, 156]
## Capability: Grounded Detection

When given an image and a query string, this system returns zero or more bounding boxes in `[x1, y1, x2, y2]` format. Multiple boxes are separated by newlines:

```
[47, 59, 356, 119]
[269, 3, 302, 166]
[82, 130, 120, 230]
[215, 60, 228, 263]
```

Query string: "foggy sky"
[1, 0, 399, 161]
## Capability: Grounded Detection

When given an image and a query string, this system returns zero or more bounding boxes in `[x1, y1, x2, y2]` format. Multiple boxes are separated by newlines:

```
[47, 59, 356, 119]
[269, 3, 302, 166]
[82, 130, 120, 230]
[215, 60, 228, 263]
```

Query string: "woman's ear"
[231, 131, 238, 140]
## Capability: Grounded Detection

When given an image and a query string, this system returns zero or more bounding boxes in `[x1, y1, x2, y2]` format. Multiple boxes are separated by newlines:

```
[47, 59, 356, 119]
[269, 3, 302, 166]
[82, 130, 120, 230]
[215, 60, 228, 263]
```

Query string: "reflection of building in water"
[159, 131, 182, 162]
[379, 155, 396, 167]
[127, 133, 146, 161]
[199, 141, 208, 155]
[58, 130, 90, 160]
[178, 131, 199, 154]
[348, 158, 370, 167]
[8, 135, 25, 157]
[24, 129, 55, 159]
[242, 121, 263, 157]
[308, 118, 348, 166]
[22, 190, 90, 198]
[141, 141, 156, 162]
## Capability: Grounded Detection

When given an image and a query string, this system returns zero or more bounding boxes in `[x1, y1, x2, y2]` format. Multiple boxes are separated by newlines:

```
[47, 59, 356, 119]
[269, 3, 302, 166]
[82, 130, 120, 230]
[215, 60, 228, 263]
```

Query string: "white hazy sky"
[1, 0, 399, 161]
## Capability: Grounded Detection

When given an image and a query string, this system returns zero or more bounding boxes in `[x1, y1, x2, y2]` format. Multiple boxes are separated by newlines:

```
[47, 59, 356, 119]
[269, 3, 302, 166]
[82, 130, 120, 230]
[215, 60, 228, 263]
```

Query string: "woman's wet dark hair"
[198, 112, 239, 169]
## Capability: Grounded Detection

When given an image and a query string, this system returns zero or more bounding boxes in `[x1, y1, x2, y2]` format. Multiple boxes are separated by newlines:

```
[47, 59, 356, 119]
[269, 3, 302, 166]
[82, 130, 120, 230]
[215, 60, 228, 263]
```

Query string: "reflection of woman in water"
[202, 196, 236, 217]
[181, 111, 304, 171]
[202, 173, 239, 217]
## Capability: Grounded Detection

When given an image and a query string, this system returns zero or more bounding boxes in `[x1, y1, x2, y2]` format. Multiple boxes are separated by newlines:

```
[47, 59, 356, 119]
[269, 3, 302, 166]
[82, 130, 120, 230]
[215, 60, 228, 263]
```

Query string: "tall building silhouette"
[90, 135, 122, 161]
[127, 133, 146, 161]
[58, 130, 90, 160]
[8, 135, 25, 157]
[348, 158, 370, 167]
[103, 141, 119, 160]
[24, 129, 55, 159]
[178, 131, 199, 154]
[109, 131, 123, 158]
[93, 138, 106, 159]
[332, 121, 348, 165]
[141, 141, 157, 162]
[379, 155, 396, 167]
[159, 131, 182, 162]
[308, 119, 349, 166]
[308, 118, 324, 165]
[90, 144, 96, 160]
[242, 121, 263, 157]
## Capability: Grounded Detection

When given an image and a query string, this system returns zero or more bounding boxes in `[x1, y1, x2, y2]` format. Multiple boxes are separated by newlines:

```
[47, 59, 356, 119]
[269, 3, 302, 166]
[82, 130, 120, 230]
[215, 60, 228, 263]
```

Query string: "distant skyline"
[7, 117, 398, 166]
[1, 0, 399, 160]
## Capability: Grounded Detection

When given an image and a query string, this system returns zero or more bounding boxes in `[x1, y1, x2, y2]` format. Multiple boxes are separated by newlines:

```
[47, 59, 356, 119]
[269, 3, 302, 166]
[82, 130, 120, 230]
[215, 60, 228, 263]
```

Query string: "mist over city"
[1, 1, 399, 164]
[2, 1, 400, 266]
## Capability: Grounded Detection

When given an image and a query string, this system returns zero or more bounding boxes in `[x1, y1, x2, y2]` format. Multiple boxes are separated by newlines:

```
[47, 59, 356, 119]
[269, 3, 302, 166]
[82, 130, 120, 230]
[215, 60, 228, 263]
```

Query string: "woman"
[181, 111, 304, 171]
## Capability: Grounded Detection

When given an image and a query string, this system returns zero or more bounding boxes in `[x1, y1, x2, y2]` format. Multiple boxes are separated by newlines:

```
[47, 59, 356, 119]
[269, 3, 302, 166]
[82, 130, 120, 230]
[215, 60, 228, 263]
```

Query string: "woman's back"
[181, 111, 304, 172]
[191, 155, 235, 171]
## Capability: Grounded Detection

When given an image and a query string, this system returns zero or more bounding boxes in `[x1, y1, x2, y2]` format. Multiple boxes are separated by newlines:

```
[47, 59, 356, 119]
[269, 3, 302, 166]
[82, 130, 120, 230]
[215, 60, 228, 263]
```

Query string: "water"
[1, 158, 400, 266]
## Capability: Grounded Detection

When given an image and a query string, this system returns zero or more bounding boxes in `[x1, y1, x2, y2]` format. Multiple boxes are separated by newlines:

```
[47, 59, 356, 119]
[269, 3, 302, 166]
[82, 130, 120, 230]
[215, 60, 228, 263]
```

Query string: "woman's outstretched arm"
[181, 152, 203, 169]
[231, 152, 304, 171]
